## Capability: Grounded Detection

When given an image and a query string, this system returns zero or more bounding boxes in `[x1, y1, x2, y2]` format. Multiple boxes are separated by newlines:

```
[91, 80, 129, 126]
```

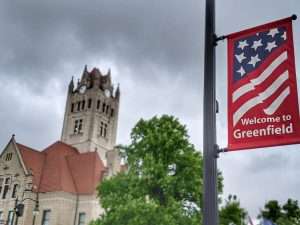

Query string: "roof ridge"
[42, 141, 79, 154]
[16, 143, 41, 153]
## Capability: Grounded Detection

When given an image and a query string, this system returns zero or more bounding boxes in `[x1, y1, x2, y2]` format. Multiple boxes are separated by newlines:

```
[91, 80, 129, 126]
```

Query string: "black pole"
[14, 198, 19, 225]
[203, 0, 218, 225]
[32, 215, 36, 225]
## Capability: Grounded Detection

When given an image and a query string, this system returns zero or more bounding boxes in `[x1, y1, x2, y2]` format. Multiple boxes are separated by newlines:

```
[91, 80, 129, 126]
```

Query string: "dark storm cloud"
[1, 0, 300, 219]
[0, 0, 205, 87]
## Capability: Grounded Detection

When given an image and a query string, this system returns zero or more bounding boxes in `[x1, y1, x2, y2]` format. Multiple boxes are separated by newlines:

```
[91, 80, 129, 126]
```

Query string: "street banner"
[227, 17, 300, 150]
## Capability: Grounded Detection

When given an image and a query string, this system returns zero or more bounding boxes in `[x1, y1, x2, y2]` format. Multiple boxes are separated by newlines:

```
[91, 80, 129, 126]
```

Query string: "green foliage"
[90, 115, 223, 225]
[219, 195, 247, 225]
[260, 200, 282, 222]
[259, 199, 300, 225]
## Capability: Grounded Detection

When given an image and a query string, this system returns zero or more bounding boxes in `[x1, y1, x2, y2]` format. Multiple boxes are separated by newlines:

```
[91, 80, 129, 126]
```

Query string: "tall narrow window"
[74, 119, 83, 134]
[97, 100, 101, 110]
[100, 122, 108, 138]
[71, 103, 75, 113]
[78, 212, 86, 225]
[100, 122, 104, 137]
[106, 105, 109, 114]
[2, 177, 10, 199]
[0, 178, 4, 195]
[88, 99, 92, 109]
[7, 211, 14, 225]
[78, 119, 83, 133]
[104, 124, 108, 137]
[102, 103, 106, 113]
[11, 184, 18, 198]
[77, 102, 81, 111]
[74, 120, 79, 133]
[110, 108, 114, 117]
[41, 210, 51, 225]
[81, 100, 85, 110]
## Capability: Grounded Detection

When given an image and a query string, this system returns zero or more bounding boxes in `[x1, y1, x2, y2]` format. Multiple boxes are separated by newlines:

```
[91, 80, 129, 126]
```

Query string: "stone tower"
[61, 66, 120, 168]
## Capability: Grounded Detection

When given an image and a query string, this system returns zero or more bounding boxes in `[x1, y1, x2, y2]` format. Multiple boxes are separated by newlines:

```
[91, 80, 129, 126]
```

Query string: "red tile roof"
[17, 141, 105, 195]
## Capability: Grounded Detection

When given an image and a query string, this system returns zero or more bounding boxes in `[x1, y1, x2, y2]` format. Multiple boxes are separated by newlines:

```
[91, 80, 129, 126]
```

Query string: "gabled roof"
[18, 143, 45, 188]
[17, 141, 105, 195]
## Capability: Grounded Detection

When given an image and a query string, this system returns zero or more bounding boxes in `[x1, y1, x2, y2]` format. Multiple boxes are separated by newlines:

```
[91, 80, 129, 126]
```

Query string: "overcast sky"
[1, 0, 300, 218]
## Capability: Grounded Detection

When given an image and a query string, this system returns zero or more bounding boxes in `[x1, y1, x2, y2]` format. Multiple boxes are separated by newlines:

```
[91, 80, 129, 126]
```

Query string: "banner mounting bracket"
[213, 34, 228, 46]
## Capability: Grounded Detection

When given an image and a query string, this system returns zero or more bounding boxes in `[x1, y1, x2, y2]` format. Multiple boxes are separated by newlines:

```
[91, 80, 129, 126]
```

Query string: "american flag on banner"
[227, 16, 300, 151]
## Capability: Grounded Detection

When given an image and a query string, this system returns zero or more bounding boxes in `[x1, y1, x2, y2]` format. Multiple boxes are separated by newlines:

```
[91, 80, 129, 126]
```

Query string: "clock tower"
[61, 66, 120, 167]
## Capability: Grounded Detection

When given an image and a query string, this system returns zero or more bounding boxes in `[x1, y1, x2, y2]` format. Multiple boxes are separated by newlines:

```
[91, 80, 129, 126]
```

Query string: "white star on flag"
[238, 40, 249, 50]
[237, 66, 246, 76]
[235, 52, 247, 63]
[266, 41, 277, 52]
[248, 54, 261, 67]
[267, 28, 279, 38]
[251, 39, 263, 51]
[281, 31, 287, 40]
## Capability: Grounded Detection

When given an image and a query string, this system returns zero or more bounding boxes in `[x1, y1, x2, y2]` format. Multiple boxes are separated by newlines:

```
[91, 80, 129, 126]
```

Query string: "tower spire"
[115, 83, 120, 99]
[68, 76, 74, 93]
[81, 65, 89, 81]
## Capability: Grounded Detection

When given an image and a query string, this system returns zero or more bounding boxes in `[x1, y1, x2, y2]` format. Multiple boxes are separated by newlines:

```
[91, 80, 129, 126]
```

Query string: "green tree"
[90, 115, 223, 225]
[220, 195, 247, 225]
[276, 199, 300, 225]
[282, 199, 300, 221]
[260, 200, 282, 223]
[259, 199, 300, 225]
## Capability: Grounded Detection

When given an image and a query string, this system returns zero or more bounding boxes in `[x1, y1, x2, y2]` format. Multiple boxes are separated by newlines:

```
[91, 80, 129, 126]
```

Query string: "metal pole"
[14, 198, 19, 225]
[32, 215, 36, 225]
[203, 0, 218, 225]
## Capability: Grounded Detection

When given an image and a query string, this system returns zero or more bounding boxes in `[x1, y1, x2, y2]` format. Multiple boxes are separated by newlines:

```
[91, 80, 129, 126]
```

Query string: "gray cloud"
[1, 0, 300, 219]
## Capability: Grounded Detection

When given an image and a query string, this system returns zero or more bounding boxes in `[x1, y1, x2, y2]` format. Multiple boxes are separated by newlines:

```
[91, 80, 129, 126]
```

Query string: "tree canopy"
[219, 195, 247, 225]
[90, 115, 223, 225]
[259, 199, 300, 225]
